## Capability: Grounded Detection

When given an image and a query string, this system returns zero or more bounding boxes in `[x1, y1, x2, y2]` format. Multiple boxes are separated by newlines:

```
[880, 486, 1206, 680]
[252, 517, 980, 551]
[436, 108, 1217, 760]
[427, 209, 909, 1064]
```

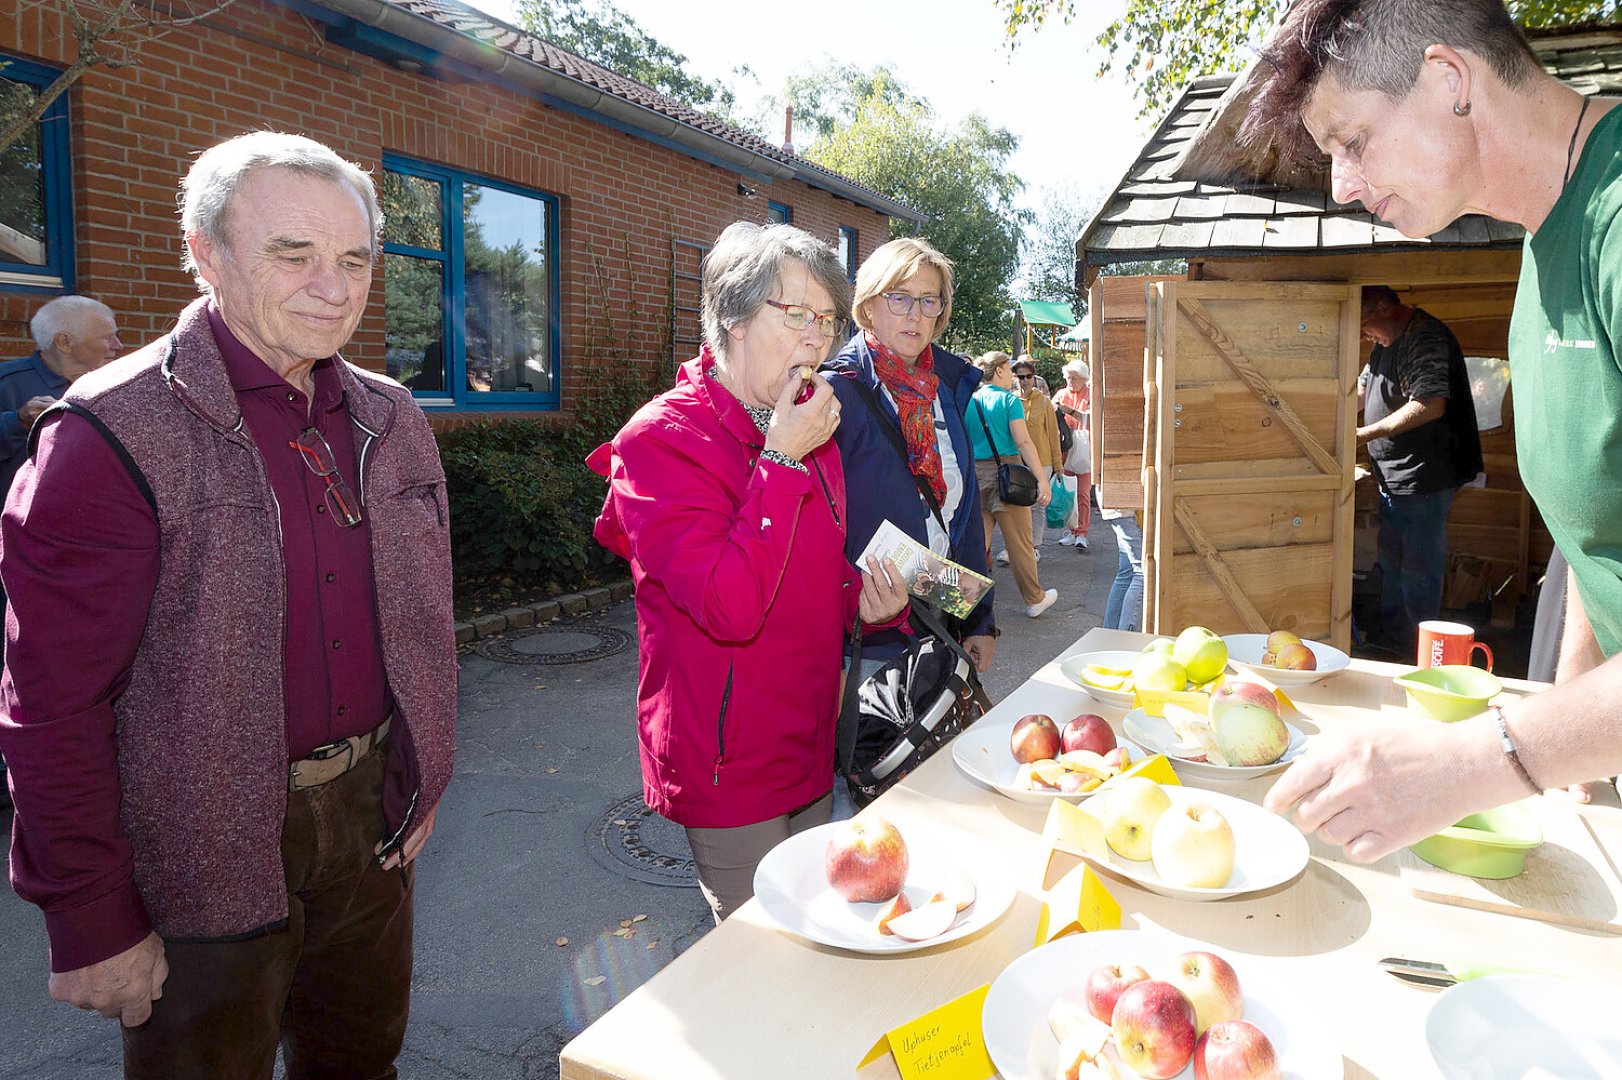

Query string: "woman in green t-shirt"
[1237, 0, 1622, 862]
[969, 352, 1057, 618]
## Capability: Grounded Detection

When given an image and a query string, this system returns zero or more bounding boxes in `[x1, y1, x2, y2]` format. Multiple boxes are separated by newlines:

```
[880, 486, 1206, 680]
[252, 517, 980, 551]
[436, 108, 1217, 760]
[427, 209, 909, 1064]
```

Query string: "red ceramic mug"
[1417, 620, 1493, 671]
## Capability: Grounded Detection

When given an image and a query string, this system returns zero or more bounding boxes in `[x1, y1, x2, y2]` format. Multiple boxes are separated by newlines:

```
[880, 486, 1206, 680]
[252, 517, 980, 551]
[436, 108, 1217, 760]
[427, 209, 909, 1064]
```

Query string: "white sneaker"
[1076, 536, 1089, 551]
[1033, 548, 1042, 563]
[1058, 535, 1077, 547]
[995, 549, 1010, 565]
[1026, 588, 1058, 617]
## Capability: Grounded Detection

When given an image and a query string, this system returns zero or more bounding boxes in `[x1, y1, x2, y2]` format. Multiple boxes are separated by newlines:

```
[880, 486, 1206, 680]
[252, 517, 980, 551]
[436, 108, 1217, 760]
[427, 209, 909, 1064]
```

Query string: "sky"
[461, 0, 1165, 227]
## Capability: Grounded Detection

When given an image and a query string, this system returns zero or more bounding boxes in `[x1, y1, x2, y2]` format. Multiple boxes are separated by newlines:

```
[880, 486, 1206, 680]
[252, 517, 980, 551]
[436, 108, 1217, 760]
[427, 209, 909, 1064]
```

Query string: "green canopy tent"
[1015, 300, 1081, 363]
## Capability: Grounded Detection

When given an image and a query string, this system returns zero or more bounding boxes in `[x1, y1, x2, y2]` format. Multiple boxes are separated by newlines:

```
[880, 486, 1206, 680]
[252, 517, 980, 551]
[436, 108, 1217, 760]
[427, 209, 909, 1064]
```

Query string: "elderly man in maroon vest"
[0, 131, 457, 1078]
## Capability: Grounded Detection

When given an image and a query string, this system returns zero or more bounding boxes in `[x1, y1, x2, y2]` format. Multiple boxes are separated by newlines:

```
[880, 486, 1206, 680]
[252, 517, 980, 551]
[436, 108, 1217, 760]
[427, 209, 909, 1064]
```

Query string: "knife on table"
[1378, 957, 1547, 988]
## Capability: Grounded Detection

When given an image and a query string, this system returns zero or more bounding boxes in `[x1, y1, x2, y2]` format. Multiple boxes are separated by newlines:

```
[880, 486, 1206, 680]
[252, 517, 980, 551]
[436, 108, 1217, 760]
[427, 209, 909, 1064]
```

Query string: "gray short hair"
[30, 295, 115, 351]
[179, 131, 381, 291]
[701, 222, 853, 359]
[1062, 359, 1090, 381]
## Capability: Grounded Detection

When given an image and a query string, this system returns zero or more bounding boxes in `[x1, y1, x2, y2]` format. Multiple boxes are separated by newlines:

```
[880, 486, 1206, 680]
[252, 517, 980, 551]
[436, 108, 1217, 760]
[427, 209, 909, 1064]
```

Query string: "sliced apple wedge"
[1058, 748, 1115, 777]
[873, 891, 913, 935]
[1049, 999, 1114, 1079]
[1057, 771, 1104, 794]
[1030, 760, 1069, 789]
[883, 898, 957, 942]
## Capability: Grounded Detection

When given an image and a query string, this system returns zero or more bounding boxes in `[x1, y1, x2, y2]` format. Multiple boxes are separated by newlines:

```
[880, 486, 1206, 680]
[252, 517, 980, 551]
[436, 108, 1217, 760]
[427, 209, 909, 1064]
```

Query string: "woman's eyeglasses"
[763, 299, 841, 339]
[879, 292, 945, 319]
[288, 427, 364, 528]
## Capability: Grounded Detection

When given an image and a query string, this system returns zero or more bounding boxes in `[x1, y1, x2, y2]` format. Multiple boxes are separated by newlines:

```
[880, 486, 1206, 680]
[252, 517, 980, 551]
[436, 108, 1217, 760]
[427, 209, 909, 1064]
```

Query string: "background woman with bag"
[971, 352, 1058, 618]
[589, 223, 906, 922]
[1053, 359, 1092, 550]
[1001, 357, 1063, 564]
[823, 238, 1000, 678]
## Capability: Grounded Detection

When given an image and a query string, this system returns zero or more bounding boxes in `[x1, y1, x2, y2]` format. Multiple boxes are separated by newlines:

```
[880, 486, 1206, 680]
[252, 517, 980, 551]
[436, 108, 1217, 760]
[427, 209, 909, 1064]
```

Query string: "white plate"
[1072, 786, 1309, 901]
[1122, 708, 1308, 782]
[983, 928, 1343, 1080]
[1222, 634, 1350, 688]
[1427, 975, 1622, 1079]
[751, 821, 1016, 954]
[1058, 650, 1142, 709]
[951, 718, 1120, 804]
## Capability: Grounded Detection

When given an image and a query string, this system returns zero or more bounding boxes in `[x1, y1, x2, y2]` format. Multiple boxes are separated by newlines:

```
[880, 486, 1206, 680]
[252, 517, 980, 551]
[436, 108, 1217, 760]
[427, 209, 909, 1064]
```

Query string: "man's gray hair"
[179, 131, 381, 291]
[701, 222, 852, 359]
[30, 295, 115, 352]
[1062, 359, 1090, 381]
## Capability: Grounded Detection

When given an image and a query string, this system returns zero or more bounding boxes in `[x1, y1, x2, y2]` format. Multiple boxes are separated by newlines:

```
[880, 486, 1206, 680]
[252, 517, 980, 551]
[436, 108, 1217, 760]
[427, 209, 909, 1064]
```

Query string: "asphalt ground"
[0, 517, 1114, 1079]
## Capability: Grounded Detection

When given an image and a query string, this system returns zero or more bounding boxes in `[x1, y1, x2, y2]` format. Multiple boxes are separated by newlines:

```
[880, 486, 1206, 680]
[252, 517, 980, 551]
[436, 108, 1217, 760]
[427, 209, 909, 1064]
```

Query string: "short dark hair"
[1012, 360, 1035, 373]
[1241, 0, 1542, 166]
[1361, 284, 1401, 311]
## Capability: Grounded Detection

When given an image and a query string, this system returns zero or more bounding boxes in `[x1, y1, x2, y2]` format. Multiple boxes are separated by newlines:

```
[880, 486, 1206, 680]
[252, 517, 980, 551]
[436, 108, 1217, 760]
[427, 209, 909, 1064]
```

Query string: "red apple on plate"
[1062, 713, 1118, 756]
[1111, 979, 1196, 1079]
[1167, 950, 1245, 1035]
[1012, 714, 1063, 763]
[823, 818, 908, 902]
[1209, 681, 1289, 767]
[1272, 642, 1317, 671]
[1192, 1020, 1280, 1080]
[1084, 961, 1150, 1024]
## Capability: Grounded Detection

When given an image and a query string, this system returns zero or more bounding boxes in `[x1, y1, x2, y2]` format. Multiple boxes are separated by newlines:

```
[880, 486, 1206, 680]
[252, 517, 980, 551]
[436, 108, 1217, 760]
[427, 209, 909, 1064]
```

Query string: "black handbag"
[833, 374, 992, 806]
[838, 599, 985, 806]
[974, 399, 1040, 507]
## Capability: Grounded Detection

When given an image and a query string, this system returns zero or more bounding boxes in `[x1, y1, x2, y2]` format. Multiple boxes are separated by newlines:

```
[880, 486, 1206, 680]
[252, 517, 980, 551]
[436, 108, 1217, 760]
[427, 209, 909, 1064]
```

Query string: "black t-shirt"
[1362, 308, 1484, 495]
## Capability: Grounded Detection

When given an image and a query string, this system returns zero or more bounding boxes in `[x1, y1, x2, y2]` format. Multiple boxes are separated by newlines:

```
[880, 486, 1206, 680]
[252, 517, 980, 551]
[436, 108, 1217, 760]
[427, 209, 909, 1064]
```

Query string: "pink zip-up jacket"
[589, 356, 867, 828]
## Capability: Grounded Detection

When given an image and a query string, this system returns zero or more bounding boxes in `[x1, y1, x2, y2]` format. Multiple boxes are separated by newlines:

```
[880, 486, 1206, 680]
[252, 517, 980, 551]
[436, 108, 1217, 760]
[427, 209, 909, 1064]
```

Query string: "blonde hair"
[974, 351, 1012, 380]
[852, 236, 954, 336]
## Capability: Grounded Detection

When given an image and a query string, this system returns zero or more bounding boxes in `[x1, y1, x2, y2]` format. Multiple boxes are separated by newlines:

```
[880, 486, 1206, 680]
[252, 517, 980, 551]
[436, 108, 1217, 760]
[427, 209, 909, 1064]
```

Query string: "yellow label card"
[1043, 797, 1108, 858]
[1113, 753, 1181, 787]
[858, 984, 996, 1080]
[1035, 864, 1122, 944]
[1134, 688, 1211, 717]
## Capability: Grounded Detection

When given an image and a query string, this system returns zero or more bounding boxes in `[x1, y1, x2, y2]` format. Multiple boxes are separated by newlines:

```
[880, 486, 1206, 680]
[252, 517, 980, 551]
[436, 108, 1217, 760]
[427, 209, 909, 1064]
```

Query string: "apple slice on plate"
[884, 898, 958, 942]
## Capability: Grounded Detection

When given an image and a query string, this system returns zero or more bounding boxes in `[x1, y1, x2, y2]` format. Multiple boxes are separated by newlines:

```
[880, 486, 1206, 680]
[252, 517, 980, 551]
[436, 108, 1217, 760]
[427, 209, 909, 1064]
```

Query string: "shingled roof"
[304, 0, 922, 222]
[1080, 24, 1622, 272]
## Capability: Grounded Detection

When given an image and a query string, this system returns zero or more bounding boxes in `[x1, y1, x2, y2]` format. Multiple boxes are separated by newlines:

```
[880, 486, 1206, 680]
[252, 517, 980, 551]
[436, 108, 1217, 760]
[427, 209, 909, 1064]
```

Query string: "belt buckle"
[306, 737, 357, 765]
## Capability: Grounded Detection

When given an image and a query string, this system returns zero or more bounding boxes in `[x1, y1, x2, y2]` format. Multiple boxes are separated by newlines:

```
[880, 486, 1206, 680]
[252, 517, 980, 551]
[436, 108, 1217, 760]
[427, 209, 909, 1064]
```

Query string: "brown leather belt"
[288, 716, 390, 793]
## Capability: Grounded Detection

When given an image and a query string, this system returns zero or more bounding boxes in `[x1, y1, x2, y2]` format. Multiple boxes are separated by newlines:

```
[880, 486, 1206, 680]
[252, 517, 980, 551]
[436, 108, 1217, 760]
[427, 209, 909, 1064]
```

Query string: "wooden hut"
[1077, 25, 1622, 651]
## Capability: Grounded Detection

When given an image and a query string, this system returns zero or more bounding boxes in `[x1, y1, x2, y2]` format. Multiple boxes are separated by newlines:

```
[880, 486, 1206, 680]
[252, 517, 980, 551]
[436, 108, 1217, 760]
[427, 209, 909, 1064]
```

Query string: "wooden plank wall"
[1089, 274, 1184, 510]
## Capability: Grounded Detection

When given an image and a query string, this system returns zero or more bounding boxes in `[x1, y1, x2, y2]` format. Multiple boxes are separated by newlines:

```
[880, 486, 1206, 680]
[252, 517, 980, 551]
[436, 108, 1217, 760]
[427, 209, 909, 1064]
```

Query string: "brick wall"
[1, 1, 893, 430]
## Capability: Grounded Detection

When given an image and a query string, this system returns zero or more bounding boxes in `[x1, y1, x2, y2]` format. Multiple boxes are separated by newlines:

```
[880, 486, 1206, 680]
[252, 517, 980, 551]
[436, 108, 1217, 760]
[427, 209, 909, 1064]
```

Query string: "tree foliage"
[992, 0, 1622, 118]
[805, 78, 1029, 354]
[514, 0, 736, 116]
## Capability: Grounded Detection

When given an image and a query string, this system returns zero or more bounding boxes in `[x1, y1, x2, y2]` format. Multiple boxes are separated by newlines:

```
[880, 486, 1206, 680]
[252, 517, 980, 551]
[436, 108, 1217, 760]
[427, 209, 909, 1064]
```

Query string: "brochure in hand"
[855, 520, 993, 620]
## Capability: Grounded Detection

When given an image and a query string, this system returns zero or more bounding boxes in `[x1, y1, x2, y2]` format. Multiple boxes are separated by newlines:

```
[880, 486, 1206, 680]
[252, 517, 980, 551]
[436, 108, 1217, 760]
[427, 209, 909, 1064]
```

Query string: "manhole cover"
[588, 794, 698, 888]
[477, 624, 633, 665]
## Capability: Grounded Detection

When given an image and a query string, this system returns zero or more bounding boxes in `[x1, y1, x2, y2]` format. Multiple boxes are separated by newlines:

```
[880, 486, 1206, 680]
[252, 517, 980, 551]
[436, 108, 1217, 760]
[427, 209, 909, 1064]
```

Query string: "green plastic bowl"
[1393, 665, 1503, 722]
[1409, 802, 1543, 879]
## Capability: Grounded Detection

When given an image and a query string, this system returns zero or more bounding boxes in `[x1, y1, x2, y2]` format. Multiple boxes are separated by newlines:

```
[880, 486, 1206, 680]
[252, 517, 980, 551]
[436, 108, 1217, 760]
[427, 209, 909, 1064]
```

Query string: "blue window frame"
[1, 53, 75, 292]
[837, 226, 857, 282]
[766, 201, 791, 225]
[381, 155, 561, 410]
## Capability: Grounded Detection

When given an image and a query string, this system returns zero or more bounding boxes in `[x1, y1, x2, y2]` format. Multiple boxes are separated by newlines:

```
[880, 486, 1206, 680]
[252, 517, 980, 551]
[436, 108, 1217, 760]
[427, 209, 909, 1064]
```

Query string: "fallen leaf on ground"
[632, 914, 647, 923]
[545, 767, 559, 775]
[584, 975, 606, 987]
[555, 936, 569, 947]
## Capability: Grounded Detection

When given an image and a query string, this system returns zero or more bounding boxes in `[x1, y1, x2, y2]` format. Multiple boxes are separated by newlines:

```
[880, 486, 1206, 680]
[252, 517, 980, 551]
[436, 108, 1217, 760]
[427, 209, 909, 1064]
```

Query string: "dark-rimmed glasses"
[763, 299, 841, 339]
[879, 292, 945, 319]
[289, 427, 364, 528]
[1016, 371, 1035, 381]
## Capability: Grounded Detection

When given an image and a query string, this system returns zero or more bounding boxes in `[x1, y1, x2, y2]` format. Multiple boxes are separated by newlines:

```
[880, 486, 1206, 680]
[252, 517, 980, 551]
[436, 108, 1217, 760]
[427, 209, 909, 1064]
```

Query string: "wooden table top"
[560, 628, 1622, 1080]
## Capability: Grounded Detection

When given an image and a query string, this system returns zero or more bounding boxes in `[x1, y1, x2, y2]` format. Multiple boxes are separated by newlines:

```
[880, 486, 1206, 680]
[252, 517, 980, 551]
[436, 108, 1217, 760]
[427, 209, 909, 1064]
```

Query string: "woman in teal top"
[1238, 0, 1622, 861]
[969, 352, 1057, 618]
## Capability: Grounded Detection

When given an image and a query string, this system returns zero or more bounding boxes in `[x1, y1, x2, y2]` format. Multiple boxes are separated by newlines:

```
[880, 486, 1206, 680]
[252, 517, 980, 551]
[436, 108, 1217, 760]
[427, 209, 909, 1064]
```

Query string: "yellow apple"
[1101, 777, 1172, 861]
[1150, 801, 1236, 889]
[1173, 626, 1229, 685]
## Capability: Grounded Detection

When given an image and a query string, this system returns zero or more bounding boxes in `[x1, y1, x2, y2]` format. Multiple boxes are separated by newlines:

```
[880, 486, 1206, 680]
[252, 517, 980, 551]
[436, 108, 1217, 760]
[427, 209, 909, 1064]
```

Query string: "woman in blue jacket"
[822, 238, 998, 674]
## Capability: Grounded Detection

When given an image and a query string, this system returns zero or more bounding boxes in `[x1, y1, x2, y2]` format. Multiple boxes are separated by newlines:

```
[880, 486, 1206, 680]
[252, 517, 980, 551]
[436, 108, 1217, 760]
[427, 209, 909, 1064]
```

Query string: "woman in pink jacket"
[589, 223, 907, 921]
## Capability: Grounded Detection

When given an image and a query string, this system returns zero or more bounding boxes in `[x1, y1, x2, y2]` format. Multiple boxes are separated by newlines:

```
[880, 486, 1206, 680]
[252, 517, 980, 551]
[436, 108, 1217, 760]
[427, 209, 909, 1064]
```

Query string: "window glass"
[837, 226, 857, 281]
[385, 253, 446, 391]
[0, 79, 46, 266]
[463, 182, 552, 395]
[381, 170, 442, 250]
[1, 55, 71, 286]
[766, 201, 790, 225]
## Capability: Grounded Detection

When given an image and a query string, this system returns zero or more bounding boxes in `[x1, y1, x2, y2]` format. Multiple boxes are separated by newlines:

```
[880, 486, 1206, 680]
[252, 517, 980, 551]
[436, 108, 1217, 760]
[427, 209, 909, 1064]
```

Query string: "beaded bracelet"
[1488, 705, 1543, 796]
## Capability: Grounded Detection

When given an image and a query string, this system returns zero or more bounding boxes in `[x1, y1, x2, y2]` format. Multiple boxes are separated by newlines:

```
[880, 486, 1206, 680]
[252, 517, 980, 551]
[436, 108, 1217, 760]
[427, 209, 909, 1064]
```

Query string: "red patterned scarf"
[866, 332, 947, 507]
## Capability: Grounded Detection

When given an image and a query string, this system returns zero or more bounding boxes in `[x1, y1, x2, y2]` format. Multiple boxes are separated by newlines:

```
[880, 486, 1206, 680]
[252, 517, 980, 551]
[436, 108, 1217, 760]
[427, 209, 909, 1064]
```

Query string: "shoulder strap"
[844, 375, 948, 536]
[973, 397, 1006, 466]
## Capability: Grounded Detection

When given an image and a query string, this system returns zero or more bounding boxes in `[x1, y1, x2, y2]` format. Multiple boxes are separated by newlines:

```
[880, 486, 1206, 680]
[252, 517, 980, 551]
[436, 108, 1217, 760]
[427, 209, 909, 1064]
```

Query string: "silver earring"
[1453, 99, 1472, 117]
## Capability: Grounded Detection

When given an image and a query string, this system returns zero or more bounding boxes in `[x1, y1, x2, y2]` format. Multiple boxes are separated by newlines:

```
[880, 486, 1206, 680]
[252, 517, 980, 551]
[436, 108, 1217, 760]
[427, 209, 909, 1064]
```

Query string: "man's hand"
[48, 931, 168, 1027]
[379, 805, 438, 871]
[18, 395, 58, 427]
[962, 634, 996, 674]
